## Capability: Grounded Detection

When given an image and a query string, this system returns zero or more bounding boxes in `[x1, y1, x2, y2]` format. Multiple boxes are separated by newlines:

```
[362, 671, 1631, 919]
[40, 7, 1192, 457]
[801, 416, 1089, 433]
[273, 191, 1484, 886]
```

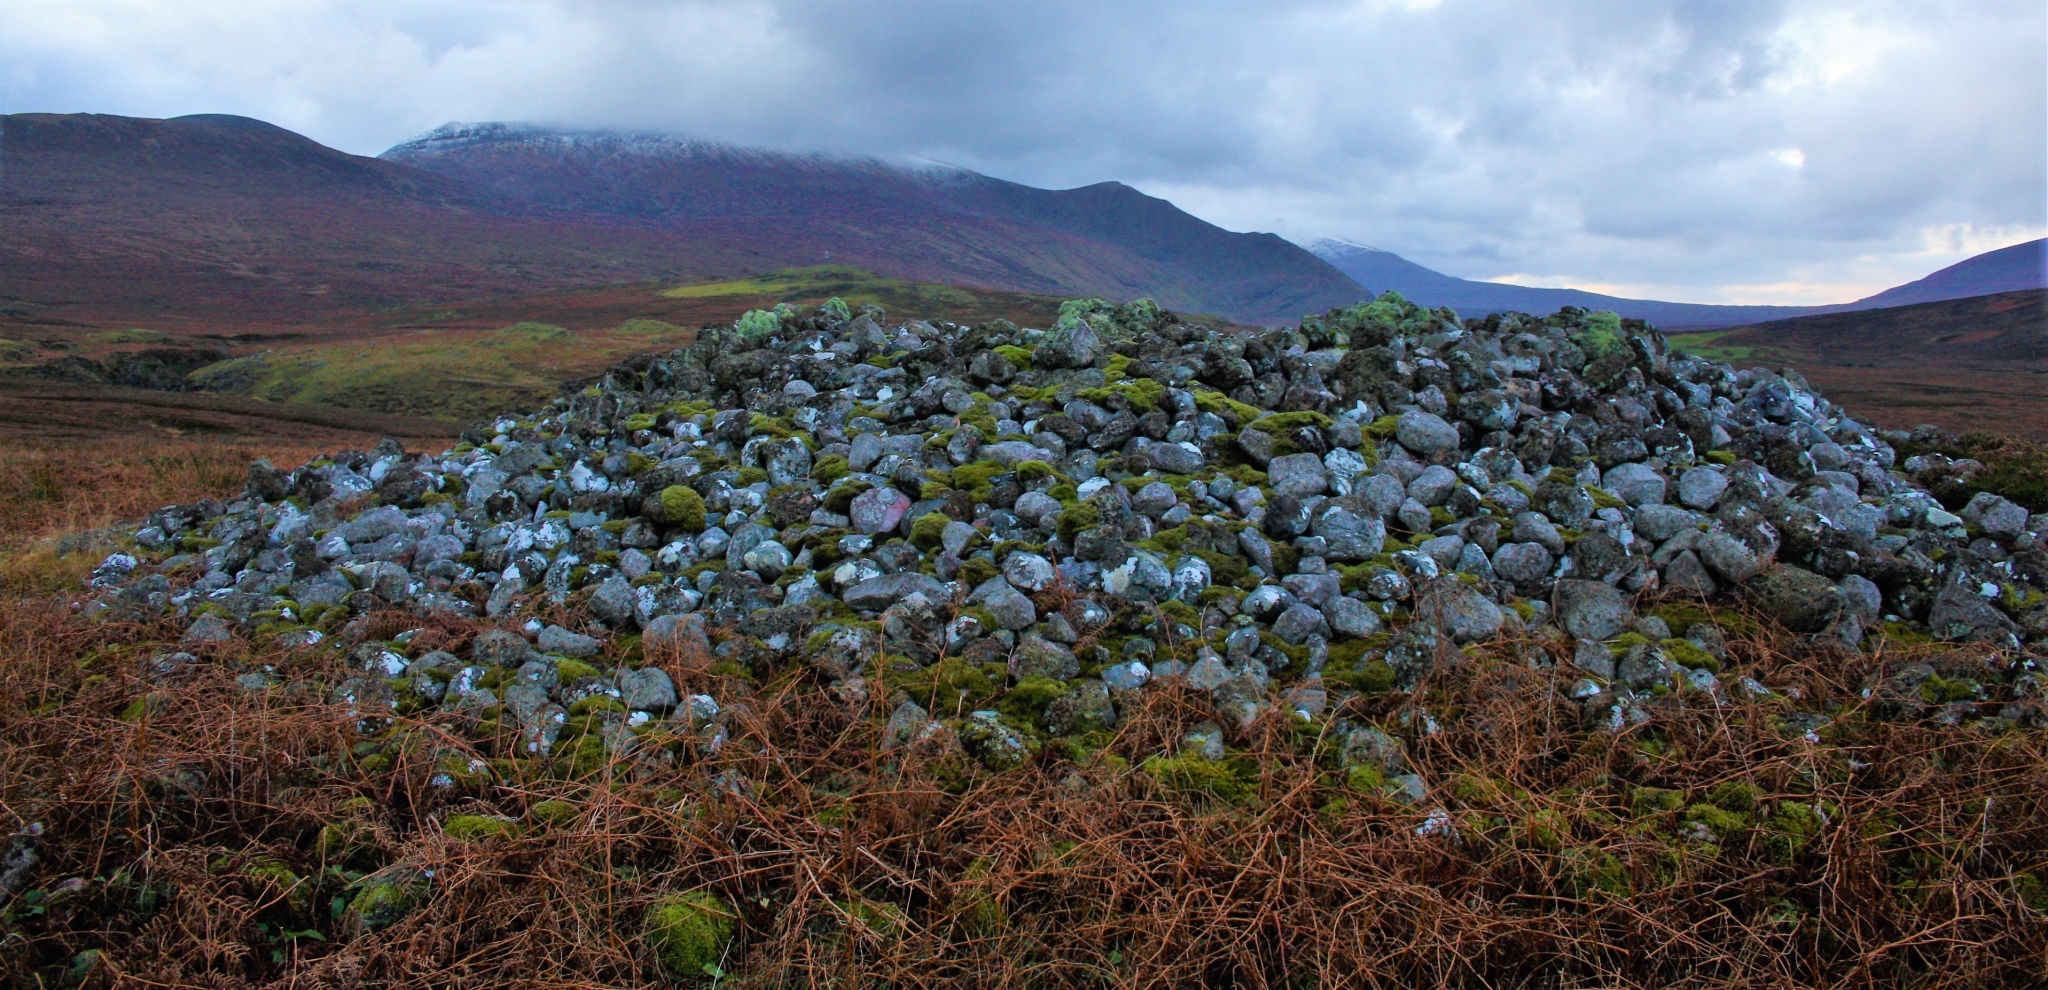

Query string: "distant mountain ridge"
[0, 111, 2039, 333]
[1852, 239, 2048, 309]
[1306, 237, 2048, 329]
[381, 121, 1367, 322]
[0, 112, 1367, 326]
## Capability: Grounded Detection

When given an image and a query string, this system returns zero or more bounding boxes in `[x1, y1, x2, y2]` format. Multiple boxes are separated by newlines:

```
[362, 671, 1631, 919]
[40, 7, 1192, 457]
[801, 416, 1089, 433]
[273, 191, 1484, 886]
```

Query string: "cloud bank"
[3, 0, 2041, 304]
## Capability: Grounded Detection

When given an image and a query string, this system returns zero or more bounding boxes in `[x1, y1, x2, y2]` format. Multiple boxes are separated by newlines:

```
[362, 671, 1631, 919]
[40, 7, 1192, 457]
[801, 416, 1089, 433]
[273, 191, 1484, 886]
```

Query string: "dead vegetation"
[0, 435, 2043, 988]
[1, 591, 2043, 989]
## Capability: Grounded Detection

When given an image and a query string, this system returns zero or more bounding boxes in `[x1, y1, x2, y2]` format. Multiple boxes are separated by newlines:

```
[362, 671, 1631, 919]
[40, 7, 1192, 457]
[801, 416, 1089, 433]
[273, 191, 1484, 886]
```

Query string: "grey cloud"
[0, 0, 2039, 303]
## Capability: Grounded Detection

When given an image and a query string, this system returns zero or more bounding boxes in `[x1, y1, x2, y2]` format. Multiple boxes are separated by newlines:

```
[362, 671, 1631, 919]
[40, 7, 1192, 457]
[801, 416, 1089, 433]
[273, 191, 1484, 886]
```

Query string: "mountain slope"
[380, 122, 1367, 321]
[1307, 240, 1821, 329]
[0, 113, 767, 322]
[1665, 289, 2048, 436]
[1307, 237, 2048, 330]
[0, 113, 1365, 326]
[1852, 238, 2046, 308]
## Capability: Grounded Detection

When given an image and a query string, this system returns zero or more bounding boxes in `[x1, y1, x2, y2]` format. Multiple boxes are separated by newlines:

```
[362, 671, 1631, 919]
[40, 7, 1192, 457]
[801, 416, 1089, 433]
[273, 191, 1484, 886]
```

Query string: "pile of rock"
[88, 293, 2048, 779]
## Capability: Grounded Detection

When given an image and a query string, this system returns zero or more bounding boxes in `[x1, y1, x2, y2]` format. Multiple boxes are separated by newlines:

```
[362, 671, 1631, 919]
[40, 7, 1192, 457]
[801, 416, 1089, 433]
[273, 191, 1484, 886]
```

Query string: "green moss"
[993, 344, 1034, 370]
[1015, 460, 1061, 483]
[909, 512, 950, 551]
[1919, 674, 1978, 704]
[1660, 638, 1718, 673]
[1077, 378, 1168, 413]
[948, 460, 1008, 503]
[1056, 501, 1101, 541]
[736, 467, 768, 486]
[811, 455, 850, 485]
[1762, 802, 1826, 862]
[1631, 787, 1686, 817]
[1566, 849, 1633, 898]
[1607, 632, 1653, 655]
[1522, 809, 1570, 851]
[1328, 657, 1397, 694]
[1706, 780, 1760, 812]
[1246, 411, 1333, 434]
[823, 480, 875, 514]
[890, 657, 1004, 715]
[568, 696, 625, 716]
[1143, 754, 1258, 805]
[1364, 415, 1402, 439]
[644, 891, 736, 978]
[998, 676, 1070, 731]
[735, 308, 781, 340]
[1683, 804, 1751, 840]
[1569, 310, 1625, 359]
[348, 869, 430, 931]
[955, 856, 1007, 936]
[1191, 549, 1247, 588]
[957, 557, 998, 586]
[443, 814, 517, 842]
[660, 485, 706, 531]
[1881, 620, 1934, 646]
[1587, 486, 1628, 511]
[623, 413, 659, 433]
[1707, 450, 1737, 465]
[1192, 390, 1267, 424]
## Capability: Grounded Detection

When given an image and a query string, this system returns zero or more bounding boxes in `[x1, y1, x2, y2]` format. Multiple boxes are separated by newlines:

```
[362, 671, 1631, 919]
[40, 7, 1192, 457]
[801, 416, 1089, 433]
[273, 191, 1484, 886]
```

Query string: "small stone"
[1429, 582, 1504, 643]
[589, 575, 640, 630]
[1602, 463, 1666, 506]
[1490, 542, 1553, 584]
[971, 579, 1037, 631]
[1268, 453, 1330, 498]
[1572, 638, 1616, 679]
[616, 667, 678, 712]
[182, 613, 232, 644]
[1131, 482, 1179, 518]
[1010, 635, 1079, 681]
[1633, 504, 1699, 542]
[1677, 467, 1728, 510]
[1696, 530, 1762, 584]
[1312, 506, 1386, 562]
[537, 625, 601, 658]
[1395, 410, 1461, 457]
[1663, 551, 1717, 595]
[1003, 552, 1057, 592]
[1271, 602, 1331, 645]
[843, 572, 948, 611]
[849, 486, 912, 535]
[1101, 660, 1152, 693]
[1554, 579, 1633, 641]
[1013, 491, 1061, 524]
[1325, 595, 1383, 638]
[1406, 465, 1458, 507]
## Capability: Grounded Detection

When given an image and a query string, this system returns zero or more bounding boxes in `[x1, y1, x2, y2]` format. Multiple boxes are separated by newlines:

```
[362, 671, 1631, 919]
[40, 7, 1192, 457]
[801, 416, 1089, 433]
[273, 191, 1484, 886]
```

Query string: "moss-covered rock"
[530, 799, 580, 827]
[644, 890, 736, 977]
[443, 814, 518, 842]
[660, 485, 707, 531]
[347, 866, 431, 932]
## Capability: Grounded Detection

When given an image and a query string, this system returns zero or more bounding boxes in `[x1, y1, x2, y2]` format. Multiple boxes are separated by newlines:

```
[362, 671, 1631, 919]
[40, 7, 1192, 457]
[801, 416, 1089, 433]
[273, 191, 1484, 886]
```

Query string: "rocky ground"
[14, 293, 2048, 985]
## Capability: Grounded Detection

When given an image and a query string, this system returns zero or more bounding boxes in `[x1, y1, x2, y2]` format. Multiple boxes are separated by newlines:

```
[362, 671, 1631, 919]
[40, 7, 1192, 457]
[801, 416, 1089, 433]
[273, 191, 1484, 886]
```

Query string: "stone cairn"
[87, 293, 2048, 789]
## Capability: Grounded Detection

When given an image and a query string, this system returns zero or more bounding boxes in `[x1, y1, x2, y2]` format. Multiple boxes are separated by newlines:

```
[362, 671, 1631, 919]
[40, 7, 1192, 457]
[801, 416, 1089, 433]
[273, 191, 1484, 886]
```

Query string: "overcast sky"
[4, 0, 2042, 304]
